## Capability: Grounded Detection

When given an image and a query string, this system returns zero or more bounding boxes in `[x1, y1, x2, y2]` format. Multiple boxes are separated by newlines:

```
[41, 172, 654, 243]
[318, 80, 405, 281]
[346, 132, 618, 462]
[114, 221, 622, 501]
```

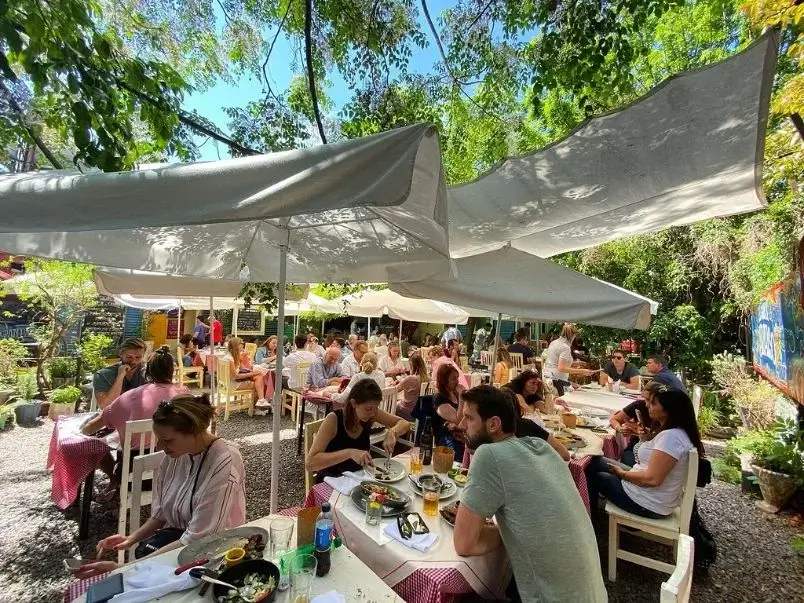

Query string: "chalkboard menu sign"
[81, 295, 125, 347]
[236, 309, 264, 335]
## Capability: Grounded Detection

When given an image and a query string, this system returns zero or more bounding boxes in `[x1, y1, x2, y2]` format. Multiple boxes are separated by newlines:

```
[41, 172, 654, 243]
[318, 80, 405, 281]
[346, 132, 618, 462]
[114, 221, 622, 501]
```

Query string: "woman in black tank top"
[307, 380, 411, 483]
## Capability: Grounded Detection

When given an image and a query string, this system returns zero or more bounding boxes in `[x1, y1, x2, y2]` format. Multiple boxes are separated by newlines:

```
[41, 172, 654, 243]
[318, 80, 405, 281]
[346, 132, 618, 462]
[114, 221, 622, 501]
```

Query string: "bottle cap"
[321, 502, 331, 512]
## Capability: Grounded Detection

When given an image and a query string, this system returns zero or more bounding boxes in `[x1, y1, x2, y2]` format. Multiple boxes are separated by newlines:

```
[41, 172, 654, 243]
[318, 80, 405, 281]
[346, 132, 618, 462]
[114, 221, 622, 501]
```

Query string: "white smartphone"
[63, 558, 84, 570]
[634, 408, 645, 427]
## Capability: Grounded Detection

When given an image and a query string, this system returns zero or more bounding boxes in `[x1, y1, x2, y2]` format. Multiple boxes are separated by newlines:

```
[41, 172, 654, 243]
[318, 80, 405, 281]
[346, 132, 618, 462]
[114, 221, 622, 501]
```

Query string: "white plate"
[408, 475, 457, 500]
[363, 459, 407, 483]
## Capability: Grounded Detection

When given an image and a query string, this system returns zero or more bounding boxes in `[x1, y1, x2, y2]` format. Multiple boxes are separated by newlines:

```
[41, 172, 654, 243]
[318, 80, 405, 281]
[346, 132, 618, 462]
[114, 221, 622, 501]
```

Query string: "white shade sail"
[0, 124, 451, 284]
[94, 268, 246, 298]
[447, 31, 778, 258]
[334, 288, 470, 324]
[390, 246, 657, 330]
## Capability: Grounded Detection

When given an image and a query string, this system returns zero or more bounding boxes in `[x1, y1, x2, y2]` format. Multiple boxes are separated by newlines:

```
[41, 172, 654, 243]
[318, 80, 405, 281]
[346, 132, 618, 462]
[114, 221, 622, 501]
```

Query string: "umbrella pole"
[270, 245, 288, 515]
[233, 305, 239, 337]
[399, 319, 403, 342]
[492, 312, 502, 380]
[367, 316, 371, 339]
[209, 297, 217, 435]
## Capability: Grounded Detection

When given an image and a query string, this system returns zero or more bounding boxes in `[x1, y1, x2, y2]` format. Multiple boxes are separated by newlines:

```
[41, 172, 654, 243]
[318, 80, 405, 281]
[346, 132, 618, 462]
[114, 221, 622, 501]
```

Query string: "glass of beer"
[422, 482, 440, 516]
[409, 449, 424, 475]
[290, 554, 317, 603]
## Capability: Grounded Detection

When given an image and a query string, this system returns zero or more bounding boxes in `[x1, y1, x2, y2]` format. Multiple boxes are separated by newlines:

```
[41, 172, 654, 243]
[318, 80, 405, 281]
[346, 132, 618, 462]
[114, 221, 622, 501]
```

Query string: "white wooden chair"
[124, 450, 166, 563]
[607, 449, 699, 581]
[510, 352, 524, 370]
[117, 419, 158, 564]
[89, 386, 99, 412]
[304, 418, 325, 495]
[420, 381, 434, 396]
[282, 361, 312, 419]
[660, 534, 695, 603]
[215, 357, 255, 421]
[244, 342, 258, 361]
[479, 350, 492, 367]
[380, 386, 397, 414]
[459, 355, 469, 373]
[691, 385, 702, 418]
[175, 345, 204, 389]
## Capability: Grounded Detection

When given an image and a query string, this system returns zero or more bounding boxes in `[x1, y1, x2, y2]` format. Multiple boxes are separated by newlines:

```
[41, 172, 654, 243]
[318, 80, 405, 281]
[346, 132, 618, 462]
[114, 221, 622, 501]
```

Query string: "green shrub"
[736, 420, 804, 486]
[50, 386, 82, 405]
[49, 356, 78, 379]
[13, 372, 37, 401]
[0, 338, 27, 387]
[77, 333, 113, 375]
[712, 457, 742, 484]
[697, 405, 720, 436]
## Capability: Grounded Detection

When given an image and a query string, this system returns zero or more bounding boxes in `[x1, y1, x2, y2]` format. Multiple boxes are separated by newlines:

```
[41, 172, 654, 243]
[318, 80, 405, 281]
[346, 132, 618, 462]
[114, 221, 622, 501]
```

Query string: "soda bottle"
[421, 417, 434, 466]
[314, 502, 333, 577]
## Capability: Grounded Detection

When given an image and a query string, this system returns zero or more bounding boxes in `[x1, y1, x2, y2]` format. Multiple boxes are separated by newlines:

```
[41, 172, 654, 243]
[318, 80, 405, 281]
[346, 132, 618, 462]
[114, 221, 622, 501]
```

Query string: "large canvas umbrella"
[0, 124, 451, 512]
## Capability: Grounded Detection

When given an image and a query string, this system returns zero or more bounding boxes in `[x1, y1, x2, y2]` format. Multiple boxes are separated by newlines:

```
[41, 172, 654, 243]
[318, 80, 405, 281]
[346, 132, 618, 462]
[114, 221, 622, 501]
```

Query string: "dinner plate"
[350, 483, 410, 517]
[408, 475, 458, 500]
[363, 459, 407, 483]
[554, 431, 587, 450]
[177, 526, 269, 565]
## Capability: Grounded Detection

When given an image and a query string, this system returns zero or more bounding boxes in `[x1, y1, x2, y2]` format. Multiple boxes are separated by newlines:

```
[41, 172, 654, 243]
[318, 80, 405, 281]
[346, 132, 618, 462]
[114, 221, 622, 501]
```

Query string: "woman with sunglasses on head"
[600, 349, 641, 390]
[586, 389, 704, 519]
[74, 393, 247, 578]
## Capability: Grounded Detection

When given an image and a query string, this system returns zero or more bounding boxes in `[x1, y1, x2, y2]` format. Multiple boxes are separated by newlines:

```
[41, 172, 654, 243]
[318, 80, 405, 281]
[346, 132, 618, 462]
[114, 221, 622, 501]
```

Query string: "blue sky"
[183, 1, 452, 160]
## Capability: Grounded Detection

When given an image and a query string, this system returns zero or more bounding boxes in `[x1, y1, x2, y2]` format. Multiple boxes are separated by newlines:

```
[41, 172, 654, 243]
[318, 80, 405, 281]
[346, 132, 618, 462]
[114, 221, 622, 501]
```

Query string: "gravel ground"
[0, 419, 801, 603]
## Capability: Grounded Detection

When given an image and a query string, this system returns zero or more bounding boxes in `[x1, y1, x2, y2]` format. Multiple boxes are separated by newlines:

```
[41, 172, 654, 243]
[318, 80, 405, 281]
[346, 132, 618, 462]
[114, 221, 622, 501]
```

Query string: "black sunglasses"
[397, 513, 429, 539]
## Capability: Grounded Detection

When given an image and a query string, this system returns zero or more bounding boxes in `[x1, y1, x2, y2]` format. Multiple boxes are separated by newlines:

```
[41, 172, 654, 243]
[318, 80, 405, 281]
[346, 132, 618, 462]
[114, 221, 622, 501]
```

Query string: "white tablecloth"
[70, 515, 400, 602]
[560, 389, 632, 414]
[329, 452, 511, 599]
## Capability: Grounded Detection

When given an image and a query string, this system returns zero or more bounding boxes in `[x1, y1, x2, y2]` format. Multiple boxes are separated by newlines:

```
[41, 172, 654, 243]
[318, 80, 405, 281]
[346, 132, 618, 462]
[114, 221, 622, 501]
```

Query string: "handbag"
[697, 457, 712, 487]
[134, 527, 183, 559]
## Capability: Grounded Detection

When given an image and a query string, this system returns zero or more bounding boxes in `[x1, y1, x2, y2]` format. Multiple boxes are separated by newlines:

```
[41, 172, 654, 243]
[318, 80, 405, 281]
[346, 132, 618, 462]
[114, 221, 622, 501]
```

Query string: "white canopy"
[94, 268, 246, 298]
[0, 124, 450, 284]
[447, 31, 778, 258]
[335, 288, 470, 324]
[390, 246, 657, 330]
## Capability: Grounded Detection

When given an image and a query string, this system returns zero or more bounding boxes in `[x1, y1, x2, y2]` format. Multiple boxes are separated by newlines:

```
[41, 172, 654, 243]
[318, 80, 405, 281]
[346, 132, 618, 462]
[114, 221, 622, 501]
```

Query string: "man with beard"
[92, 338, 148, 408]
[453, 386, 607, 603]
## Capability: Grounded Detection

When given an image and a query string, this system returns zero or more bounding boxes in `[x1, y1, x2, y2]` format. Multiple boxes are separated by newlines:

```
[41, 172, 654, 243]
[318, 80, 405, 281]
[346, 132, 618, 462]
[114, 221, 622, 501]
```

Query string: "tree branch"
[304, 0, 327, 143]
[791, 113, 804, 142]
[466, 0, 496, 31]
[0, 79, 64, 169]
[262, 0, 293, 87]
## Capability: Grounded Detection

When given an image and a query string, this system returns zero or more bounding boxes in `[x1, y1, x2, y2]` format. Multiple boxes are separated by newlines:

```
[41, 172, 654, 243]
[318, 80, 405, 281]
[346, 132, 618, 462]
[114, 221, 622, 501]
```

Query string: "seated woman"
[307, 380, 410, 482]
[329, 352, 385, 404]
[178, 335, 204, 368]
[609, 381, 662, 466]
[500, 388, 571, 461]
[74, 393, 247, 578]
[586, 389, 703, 519]
[373, 334, 389, 358]
[445, 339, 461, 364]
[503, 370, 545, 419]
[254, 335, 278, 365]
[428, 344, 460, 383]
[81, 347, 188, 497]
[224, 337, 269, 409]
[432, 364, 465, 458]
[493, 345, 513, 386]
[379, 342, 406, 376]
[395, 353, 428, 421]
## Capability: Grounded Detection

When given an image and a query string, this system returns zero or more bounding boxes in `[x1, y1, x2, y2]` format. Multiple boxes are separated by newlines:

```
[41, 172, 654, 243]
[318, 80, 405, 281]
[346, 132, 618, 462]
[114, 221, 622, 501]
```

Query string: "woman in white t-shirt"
[543, 323, 594, 395]
[585, 388, 703, 518]
[328, 352, 386, 404]
[379, 342, 406, 376]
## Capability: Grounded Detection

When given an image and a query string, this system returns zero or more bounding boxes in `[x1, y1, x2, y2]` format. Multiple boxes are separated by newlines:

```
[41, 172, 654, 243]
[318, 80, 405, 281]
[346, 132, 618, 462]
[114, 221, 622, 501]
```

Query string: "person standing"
[191, 316, 209, 343]
[543, 323, 594, 395]
[210, 314, 223, 346]
[93, 338, 149, 408]
[453, 386, 607, 603]
[470, 322, 491, 363]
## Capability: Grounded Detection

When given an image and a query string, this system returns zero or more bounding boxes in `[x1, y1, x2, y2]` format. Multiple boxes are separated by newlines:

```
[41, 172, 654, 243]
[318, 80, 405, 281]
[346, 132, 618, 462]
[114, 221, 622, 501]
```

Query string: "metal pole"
[367, 316, 371, 339]
[209, 298, 217, 432]
[270, 244, 287, 514]
[399, 319, 403, 342]
[492, 313, 502, 381]
[233, 305, 239, 337]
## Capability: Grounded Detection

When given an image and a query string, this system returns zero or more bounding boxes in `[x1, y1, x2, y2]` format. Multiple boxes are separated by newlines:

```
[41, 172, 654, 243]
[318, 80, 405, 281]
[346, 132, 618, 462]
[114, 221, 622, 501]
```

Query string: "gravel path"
[0, 419, 801, 603]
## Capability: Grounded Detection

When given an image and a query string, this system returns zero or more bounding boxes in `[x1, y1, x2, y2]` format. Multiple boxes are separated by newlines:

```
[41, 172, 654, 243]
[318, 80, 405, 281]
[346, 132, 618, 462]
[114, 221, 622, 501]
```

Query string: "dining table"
[65, 513, 402, 603]
[558, 387, 635, 414]
[305, 451, 511, 603]
[47, 413, 117, 539]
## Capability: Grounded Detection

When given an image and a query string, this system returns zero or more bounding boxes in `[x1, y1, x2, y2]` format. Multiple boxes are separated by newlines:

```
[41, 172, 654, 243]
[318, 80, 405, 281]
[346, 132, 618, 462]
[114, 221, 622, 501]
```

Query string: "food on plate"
[440, 501, 460, 525]
[361, 482, 403, 501]
[218, 572, 276, 603]
[453, 473, 468, 486]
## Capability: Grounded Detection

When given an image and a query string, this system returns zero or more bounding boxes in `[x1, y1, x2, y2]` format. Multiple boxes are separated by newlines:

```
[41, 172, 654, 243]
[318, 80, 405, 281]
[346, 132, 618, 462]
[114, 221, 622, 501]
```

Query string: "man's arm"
[309, 362, 327, 388]
[453, 504, 502, 556]
[94, 366, 126, 408]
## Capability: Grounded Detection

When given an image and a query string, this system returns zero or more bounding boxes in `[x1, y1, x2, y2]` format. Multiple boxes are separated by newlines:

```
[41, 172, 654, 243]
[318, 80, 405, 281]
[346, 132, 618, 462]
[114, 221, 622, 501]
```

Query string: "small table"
[66, 514, 401, 603]
[47, 413, 116, 539]
[296, 391, 343, 455]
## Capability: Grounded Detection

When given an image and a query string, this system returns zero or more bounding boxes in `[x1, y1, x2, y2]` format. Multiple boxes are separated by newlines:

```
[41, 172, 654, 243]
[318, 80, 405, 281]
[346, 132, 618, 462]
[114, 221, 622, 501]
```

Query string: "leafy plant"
[0, 404, 15, 427]
[712, 456, 742, 485]
[48, 356, 78, 379]
[13, 372, 38, 401]
[0, 338, 27, 387]
[77, 333, 114, 375]
[710, 352, 777, 430]
[50, 386, 81, 405]
[793, 534, 804, 558]
[745, 420, 804, 485]
[697, 405, 721, 436]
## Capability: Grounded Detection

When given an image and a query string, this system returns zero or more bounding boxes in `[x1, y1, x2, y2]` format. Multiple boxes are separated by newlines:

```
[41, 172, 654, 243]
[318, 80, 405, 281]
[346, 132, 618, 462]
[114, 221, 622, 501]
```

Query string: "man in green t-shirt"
[455, 386, 608, 603]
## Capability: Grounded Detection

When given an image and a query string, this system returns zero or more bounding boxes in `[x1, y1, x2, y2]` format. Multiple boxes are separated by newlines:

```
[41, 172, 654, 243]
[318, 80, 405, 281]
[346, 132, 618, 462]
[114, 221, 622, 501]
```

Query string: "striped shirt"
[151, 438, 247, 545]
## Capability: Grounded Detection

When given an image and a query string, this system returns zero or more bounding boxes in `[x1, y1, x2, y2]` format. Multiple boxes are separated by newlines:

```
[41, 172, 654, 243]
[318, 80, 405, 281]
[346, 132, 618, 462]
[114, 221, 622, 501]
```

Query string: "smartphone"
[63, 558, 84, 571]
[85, 573, 124, 603]
[634, 408, 644, 427]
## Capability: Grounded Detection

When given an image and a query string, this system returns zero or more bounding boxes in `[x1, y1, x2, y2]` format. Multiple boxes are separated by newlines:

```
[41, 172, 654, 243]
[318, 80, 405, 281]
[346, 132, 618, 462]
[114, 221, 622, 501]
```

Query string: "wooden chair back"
[660, 535, 695, 603]
[118, 418, 157, 563]
[510, 352, 524, 370]
[380, 386, 397, 414]
[304, 418, 325, 494]
[679, 449, 699, 533]
[691, 385, 703, 418]
[244, 342, 258, 361]
[479, 350, 492, 367]
[126, 451, 166, 563]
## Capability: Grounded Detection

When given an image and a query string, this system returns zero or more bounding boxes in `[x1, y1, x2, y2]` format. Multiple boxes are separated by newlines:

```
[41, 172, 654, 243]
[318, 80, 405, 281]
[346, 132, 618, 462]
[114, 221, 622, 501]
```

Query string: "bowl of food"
[453, 473, 468, 487]
[359, 481, 410, 509]
[214, 559, 280, 602]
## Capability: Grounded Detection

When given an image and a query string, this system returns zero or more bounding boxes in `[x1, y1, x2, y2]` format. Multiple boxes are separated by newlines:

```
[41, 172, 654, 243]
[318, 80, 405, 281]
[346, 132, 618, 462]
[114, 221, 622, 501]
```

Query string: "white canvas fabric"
[390, 246, 656, 330]
[334, 288, 469, 324]
[0, 125, 451, 284]
[447, 31, 778, 258]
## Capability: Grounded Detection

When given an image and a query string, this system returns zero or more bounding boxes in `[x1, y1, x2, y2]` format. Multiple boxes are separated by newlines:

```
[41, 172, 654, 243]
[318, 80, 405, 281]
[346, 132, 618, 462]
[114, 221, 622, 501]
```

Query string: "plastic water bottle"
[314, 502, 334, 577]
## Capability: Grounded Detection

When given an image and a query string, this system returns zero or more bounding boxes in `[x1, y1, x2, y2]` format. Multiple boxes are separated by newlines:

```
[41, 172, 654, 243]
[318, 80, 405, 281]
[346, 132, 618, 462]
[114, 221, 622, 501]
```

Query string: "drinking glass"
[409, 449, 423, 475]
[290, 553, 317, 603]
[422, 482, 439, 517]
[365, 499, 383, 526]
[270, 517, 295, 559]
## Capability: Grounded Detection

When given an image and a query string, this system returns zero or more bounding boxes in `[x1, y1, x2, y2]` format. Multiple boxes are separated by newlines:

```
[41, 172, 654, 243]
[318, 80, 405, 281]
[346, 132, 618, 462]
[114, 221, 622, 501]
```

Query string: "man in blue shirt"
[307, 347, 345, 389]
[646, 353, 687, 393]
[507, 331, 536, 363]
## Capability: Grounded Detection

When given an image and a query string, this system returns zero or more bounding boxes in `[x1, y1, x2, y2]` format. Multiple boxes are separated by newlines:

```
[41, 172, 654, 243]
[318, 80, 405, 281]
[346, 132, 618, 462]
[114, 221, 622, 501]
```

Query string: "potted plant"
[0, 338, 27, 404]
[49, 386, 81, 419]
[49, 356, 78, 389]
[749, 419, 804, 513]
[11, 372, 42, 425]
[0, 404, 15, 430]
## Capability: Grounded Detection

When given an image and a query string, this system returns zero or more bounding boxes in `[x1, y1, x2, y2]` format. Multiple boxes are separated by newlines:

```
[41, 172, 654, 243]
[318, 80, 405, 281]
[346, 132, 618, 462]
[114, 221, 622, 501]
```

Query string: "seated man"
[341, 340, 368, 378]
[283, 334, 317, 389]
[307, 347, 345, 389]
[600, 350, 640, 389]
[507, 331, 535, 364]
[93, 338, 148, 408]
[178, 334, 204, 368]
[646, 353, 687, 393]
[454, 386, 607, 603]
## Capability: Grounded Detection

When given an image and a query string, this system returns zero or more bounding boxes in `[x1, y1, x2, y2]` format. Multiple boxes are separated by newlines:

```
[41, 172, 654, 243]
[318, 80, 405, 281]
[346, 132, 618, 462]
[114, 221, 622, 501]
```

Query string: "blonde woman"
[254, 335, 277, 365]
[493, 345, 513, 385]
[330, 352, 385, 404]
[224, 337, 270, 408]
[379, 341, 406, 376]
[396, 353, 427, 420]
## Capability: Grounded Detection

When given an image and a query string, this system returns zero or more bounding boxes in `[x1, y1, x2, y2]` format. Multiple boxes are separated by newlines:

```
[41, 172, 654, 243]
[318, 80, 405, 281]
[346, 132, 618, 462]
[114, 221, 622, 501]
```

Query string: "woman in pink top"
[428, 344, 460, 383]
[395, 353, 428, 420]
[81, 347, 187, 495]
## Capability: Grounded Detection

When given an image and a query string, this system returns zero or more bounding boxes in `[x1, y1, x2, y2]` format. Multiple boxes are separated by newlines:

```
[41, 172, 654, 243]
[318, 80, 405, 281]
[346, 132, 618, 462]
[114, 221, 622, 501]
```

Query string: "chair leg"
[608, 517, 618, 582]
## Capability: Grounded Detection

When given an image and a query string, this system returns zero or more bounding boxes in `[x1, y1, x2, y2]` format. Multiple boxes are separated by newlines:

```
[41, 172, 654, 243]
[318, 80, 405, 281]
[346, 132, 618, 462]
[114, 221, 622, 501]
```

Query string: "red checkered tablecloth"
[47, 414, 114, 510]
[64, 572, 111, 603]
[602, 434, 621, 460]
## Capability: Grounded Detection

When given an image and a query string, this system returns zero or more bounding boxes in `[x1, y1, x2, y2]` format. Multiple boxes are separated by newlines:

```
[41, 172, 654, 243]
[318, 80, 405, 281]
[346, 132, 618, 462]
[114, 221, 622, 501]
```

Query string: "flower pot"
[14, 401, 43, 425]
[49, 402, 76, 420]
[39, 401, 50, 417]
[751, 464, 798, 513]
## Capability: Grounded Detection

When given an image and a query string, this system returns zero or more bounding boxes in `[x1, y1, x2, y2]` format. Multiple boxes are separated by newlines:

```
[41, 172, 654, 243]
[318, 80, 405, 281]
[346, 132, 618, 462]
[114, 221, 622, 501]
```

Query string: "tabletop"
[68, 514, 401, 603]
[559, 388, 632, 414]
